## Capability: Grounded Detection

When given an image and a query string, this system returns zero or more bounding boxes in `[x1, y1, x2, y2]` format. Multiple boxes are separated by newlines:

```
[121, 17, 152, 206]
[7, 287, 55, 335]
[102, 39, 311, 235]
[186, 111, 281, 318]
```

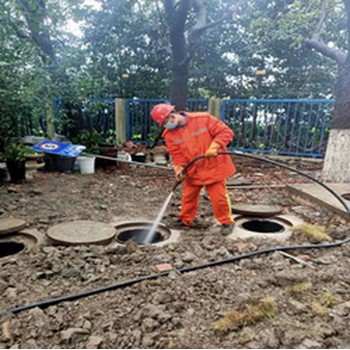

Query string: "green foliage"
[71, 130, 102, 153]
[3, 143, 28, 162]
[0, 0, 347, 138]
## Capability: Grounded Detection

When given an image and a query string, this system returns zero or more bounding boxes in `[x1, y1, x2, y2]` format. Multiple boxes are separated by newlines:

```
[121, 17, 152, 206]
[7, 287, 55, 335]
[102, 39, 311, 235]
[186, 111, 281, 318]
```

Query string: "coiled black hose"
[1, 151, 349, 317]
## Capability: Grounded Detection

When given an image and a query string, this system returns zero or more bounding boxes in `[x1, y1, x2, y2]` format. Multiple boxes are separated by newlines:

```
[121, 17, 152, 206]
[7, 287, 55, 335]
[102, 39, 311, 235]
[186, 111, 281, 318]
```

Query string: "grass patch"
[310, 300, 329, 318]
[292, 223, 332, 243]
[321, 291, 340, 307]
[289, 282, 312, 295]
[212, 297, 278, 332]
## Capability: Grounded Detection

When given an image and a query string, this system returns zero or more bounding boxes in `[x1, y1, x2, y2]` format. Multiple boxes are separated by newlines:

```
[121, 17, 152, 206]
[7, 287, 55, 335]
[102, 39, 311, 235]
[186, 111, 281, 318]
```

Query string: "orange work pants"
[179, 180, 233, 226]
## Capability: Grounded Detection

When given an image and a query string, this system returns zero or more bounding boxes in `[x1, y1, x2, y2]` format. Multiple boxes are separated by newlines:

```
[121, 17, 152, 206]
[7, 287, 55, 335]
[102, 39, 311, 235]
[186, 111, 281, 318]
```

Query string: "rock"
[142, 317, 158, 332]
[83, 320, 92, 331]
[60, 328, 90, 344]
[7, 187, 18, 193]
[182, 252, 197, 263]
[29, 188, 44, 196]
[21, 339, 39, 348]
[154, 291, 174, 304]
[86, 336, 103, 349]
[142, 334, 154, 347]
[157, 311, 172, 323]
[26, 307, 49, 328]
[124, 240, 140, 254]
[132, 329, 142, 346]
[299, 338, 322, 348]
[259, 329, 279, 348]
[333, 300, 350, 316]
[287, 299, 308, 315]
[41, 246, 56, 254]
[0, 279, 8, 295]
[5, 288, 17, 299]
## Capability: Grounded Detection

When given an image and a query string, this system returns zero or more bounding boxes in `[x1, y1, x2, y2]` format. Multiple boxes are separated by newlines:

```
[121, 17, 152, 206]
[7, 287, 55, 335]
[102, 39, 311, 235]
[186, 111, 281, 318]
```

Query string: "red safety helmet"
[151, 103, 175, 126]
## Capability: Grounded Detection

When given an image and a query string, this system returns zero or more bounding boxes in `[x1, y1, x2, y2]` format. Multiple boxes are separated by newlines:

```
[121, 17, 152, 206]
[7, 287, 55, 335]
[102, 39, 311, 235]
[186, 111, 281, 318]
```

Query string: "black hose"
[1, 151, 349, 317]
[184, 152, 350, 213]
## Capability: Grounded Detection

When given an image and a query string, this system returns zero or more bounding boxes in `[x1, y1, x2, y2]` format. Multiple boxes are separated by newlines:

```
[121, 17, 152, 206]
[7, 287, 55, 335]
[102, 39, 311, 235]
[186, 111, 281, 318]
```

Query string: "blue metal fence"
[221, 99, 334, 158]
[50, 97, 333, 158]
[126, 98, 209, 142]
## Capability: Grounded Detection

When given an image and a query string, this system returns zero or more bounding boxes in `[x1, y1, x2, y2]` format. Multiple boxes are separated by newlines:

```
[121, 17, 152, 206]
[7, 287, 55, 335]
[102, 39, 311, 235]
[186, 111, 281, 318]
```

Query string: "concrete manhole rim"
[227, 214, 304, 240]
[232, 204, 283, 218]
[114, 221, 180, 247]
[0, 231, 39, 259]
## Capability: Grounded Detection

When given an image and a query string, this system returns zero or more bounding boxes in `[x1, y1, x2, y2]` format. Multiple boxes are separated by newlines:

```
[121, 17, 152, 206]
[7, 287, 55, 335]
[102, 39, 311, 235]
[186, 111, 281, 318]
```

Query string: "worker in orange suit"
[150, 103, 236, 235]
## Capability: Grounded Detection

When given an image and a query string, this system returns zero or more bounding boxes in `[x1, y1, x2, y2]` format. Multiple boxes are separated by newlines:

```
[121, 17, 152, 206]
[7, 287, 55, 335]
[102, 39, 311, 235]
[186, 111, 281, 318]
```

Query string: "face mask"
[164, 122, 178, 129]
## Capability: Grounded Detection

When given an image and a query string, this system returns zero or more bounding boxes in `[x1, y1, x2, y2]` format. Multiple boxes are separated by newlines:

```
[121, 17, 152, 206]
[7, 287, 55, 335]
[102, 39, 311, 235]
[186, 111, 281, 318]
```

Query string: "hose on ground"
[1, 151, 349, 317]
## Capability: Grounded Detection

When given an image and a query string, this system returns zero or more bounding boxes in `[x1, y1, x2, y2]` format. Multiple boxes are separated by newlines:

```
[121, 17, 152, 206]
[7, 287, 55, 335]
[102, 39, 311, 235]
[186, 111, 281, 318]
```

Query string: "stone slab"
[0, 218, 26, 236]
[232, 204, 283, 217]
[287, 183, 350, 221]
[47, 220, 116, 245]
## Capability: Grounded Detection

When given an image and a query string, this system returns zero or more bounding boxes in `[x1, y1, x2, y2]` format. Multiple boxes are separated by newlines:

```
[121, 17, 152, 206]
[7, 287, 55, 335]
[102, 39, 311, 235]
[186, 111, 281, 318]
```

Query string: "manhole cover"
[0, 242, 25, 258]
[117, 229, 164, 245]
[232, 204, 283, 217]
[47, 221, 116, 245]
[241, 219, 285, 233]
[0, 218, 26, 236]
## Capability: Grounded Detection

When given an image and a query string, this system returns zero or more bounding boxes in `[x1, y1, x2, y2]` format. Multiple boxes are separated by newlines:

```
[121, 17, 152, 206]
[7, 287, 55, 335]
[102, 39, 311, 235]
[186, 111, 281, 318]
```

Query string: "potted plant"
[3, 143, 28, 183]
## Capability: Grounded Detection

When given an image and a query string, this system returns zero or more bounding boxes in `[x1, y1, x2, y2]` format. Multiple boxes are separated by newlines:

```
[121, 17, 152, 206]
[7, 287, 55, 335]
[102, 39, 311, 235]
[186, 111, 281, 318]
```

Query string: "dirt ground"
[1, 156, 350, 349]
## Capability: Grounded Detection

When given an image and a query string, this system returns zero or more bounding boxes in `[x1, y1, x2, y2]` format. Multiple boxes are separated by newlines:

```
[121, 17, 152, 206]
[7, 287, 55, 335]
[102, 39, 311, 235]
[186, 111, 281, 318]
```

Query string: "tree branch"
[162, 0, 175, 26]
[305, 38, 346, 66]
[18, 0, 57, 65]
[313, 0, 328, 41]
[189, 0, 233, 42]
[305, 0, 346, 67]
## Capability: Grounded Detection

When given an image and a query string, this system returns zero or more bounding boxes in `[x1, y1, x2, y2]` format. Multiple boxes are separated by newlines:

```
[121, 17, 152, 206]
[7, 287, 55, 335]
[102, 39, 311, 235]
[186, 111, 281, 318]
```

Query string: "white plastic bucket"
[78, 156, 95, 174]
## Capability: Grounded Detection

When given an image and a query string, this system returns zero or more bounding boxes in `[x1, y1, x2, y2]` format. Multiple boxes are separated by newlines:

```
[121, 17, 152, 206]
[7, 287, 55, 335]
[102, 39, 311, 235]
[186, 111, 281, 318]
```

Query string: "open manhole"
[241, 219, 285, 234]
[115, 221, 176, 246]
[0, 231, 39, 260]
[0, 242, 25, 258]
[342, 193, 350, 201]
[117, 229, 164, 245]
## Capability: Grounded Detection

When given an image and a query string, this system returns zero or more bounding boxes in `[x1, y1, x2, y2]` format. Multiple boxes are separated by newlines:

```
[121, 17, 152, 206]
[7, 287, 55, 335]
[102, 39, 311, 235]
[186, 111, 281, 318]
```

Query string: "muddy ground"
[1, 156, 350, 349]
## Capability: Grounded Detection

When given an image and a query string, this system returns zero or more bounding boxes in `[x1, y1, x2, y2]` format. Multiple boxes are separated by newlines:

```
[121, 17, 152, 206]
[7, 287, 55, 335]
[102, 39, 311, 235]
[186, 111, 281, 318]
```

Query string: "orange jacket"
[163, 112, 236, 185]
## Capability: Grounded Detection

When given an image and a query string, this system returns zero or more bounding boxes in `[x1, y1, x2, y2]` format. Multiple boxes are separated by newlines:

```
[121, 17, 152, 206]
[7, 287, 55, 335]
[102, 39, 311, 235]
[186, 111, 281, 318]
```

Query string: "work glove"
[173, 165, 184, 182]
[205, 141, 221, 158]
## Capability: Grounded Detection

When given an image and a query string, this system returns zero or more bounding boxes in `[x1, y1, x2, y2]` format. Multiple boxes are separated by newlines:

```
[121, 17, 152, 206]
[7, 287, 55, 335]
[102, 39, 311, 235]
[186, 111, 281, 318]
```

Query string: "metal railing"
[126, 98, 209, 142]
[221, 99, 334, 158]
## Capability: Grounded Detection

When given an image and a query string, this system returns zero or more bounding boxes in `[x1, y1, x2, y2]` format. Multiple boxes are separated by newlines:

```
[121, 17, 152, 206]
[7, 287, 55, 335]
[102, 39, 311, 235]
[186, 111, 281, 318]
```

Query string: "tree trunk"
[322, 56, 350, 182]
[171, 62, 189, 111]
[322, 129, 350, 182]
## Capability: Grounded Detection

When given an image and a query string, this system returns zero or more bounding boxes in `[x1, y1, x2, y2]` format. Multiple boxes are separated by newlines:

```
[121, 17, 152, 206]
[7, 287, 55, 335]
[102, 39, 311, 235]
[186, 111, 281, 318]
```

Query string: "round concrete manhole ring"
[240, 219, 285, 234]
[47, 221, 116, 245]
[0, 218, 26, 236]
[0, 231, 38, 260]
[342, 193, 350, 201]
[232, 204, 283, 218]
[115, 221, 172, 246]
